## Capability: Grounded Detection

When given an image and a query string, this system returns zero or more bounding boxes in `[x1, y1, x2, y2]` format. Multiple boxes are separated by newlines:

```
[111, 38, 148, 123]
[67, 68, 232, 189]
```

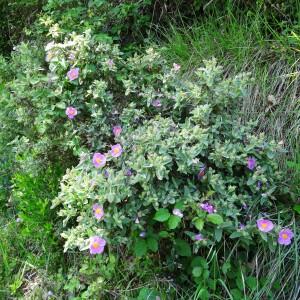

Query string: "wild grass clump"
[160, 8, 300, 159]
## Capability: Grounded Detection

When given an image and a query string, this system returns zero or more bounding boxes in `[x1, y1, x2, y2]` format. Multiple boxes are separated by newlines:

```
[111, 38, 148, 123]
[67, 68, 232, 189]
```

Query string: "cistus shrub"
[43, 28, 284, 295]
[1, 22, 290, 296]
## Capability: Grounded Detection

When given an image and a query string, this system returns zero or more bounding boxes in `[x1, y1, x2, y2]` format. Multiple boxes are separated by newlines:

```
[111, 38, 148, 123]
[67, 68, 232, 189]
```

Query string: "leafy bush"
[42, 28, 288, 297]
[38, 0, 153, 51]
[1, 5, 298, 298]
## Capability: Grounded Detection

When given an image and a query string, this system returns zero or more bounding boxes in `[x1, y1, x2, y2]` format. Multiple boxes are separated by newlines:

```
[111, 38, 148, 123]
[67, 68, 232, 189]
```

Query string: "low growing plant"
[49, 40, 293, 297]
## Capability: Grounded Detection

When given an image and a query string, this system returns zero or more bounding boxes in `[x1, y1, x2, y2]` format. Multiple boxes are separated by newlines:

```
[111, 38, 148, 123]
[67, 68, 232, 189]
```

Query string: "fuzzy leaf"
[194, 218, 204, 230]
[192, 267, 202, 277]
[207, 213, 224, 225]
[146, 237, 158, 252]
[153, 208, 170, 222]
[175, 239, 192, 257]
[134, 239, 147, 257]
[168, 215, 181, 229]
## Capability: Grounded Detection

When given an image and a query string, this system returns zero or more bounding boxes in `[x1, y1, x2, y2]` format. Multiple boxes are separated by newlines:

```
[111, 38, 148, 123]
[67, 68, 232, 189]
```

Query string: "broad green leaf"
[230, 231, 243, 239]
[207, 213, 224, 225]
[191, 256, 208, 269]
[192, 266, 202, 277]
[206, 190, 215, 197]
[153, 208, 170, 222]
[231, 289, 243, 300]
[137, 288, 160, 300]
[267, 151, 275, 159]
[174, 200, 184, 210]
[56, 102, 66, 109]
[236, 276, 244, 291]
[208, 278, 216, 290]
[168, 215, 181, 229]
[246, 276, 257, 290]
[146, 237, 158, 252]
[198, 288, 210, 300]
[293, 204, 300, 214]
[158, 231, 169, 238]
[215, 228, 222, 241]
[202, 269, 210, 279]
[134, 239, 147, 257]
[194, 218, 204, 230]
[175, 239, 192, 257]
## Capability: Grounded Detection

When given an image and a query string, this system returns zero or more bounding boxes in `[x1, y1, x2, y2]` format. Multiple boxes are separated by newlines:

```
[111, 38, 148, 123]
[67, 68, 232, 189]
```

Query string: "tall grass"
[0, 165, 64, 298]
[159, 8, 300, 158]
[189, 215, 299, 300]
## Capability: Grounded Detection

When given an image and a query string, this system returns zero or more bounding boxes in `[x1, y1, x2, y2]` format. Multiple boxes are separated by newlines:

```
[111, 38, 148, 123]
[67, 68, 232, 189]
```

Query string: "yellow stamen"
[95, 157, 102, 163]
[95, 208, 102, 214]
[261, 223, 267, 228]
[282, 233, 288, 239]
[92, 242, 99, 249]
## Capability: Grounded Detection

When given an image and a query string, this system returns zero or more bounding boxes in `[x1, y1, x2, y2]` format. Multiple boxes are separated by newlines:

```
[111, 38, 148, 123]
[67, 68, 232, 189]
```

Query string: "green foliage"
[0, 1, 299, 299]
[0, 165, 63, 297]
[287, 149, 300, 201]
[0, 0, 45, 55]
[161, 7, 300, 160]
[39, 0, 153, 51]
[44, 33, 284, 297]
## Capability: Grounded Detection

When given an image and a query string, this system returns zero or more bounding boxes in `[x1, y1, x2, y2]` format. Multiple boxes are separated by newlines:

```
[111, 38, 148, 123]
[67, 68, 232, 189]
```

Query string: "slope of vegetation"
[0, 1, 299, 299]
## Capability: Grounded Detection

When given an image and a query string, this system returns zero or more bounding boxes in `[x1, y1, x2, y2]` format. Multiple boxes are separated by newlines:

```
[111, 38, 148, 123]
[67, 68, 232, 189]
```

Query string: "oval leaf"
[134, 239, 147, 257]
[153, 208, 170, 222]
[168, 215, 181, 229]
[207, 213, 224, 225]
[146, 237, 158, 252]
[175, 239, 192, 257]
[194, 218, 204, 230]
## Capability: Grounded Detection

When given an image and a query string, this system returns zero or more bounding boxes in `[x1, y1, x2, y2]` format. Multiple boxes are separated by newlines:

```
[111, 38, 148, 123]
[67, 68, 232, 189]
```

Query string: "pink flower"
[67, 67, 79, 81]
[200, 202, 216, 214]
[110, 144, 123, 158]
[93, 204, 104, 220]
[112, 125, 122, 137]
[278, 229, 294, 245]
[125, 169, 133, 176]
[247, 157, 256, 171]
[65, 106, 78, 119]
[173, 63, 181, 71]
[194, 233, 203, 241]
[107, 59, 114, 68]
[89, 236, 106, 254]
[172, 208, 183, 218]
[92, 153, 106, 168]
[257, 219, 274, 232]
[152, 99, 162, 108]
[239, 224, 246, 230]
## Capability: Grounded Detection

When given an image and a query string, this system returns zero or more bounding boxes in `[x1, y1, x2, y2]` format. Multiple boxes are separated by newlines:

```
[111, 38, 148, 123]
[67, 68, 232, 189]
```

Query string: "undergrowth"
[160, 6, 300, 158]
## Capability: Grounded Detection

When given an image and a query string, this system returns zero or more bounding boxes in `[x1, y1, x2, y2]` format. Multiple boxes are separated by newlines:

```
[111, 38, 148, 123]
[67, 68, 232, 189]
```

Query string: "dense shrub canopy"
[0, 1, 299, 299]
[42, 29, 283, 287]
